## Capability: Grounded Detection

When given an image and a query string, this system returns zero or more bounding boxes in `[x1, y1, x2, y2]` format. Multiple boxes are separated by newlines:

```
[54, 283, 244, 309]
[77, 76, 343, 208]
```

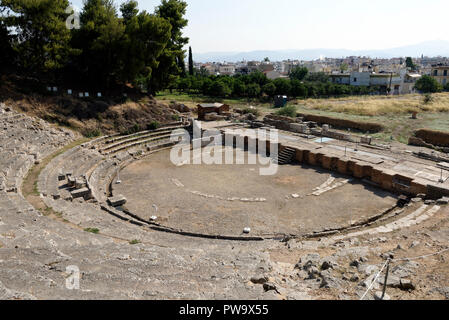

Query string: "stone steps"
[40, 148, 99, 199]
[0, 109, 300, 300]
[101, 123, 185, 146]
[89, 159, 120, 203]
[101, 128, 179, 153]
[333, 204, 442, 240]
[73, 154, 103, 178]
[39, 146, 82, 197]
[0, 114, 25, 123]
[102, 133, 183, 156]
[272, 147, 296, 165]
[4, 154, 33, 192]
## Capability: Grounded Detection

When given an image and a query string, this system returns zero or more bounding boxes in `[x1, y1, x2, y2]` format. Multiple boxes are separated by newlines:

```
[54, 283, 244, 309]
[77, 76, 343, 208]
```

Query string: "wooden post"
[381, 259, 391, 300]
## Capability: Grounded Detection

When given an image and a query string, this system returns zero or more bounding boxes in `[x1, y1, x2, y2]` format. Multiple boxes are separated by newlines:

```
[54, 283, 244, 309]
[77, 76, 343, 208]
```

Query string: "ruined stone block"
[358, 165, 373, 179]
[347, 161, 356, 175]
[371, 167, 384, 185]
[307, 152, 318, 166]
[380, 170, 395, 191]
[410, 179, 428, 196]
[290, 123, 308, 134]
[321, 155, 332, 170]
[71, 187, 91, 200]
[361, 136, 372, 145]
[295, 148, 309, 163]
[108, 195, 127, 207]
[75, 178, 86, 189]
[67, 176, 75, 187]
[353, 163, 365, 178]
[337, 159, 348, 175]
[427, 184, 449, 200]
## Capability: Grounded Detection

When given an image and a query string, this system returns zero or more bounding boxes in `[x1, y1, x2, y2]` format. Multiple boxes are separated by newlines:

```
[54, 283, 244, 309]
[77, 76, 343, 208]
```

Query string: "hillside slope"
[0, 75, 181, 137]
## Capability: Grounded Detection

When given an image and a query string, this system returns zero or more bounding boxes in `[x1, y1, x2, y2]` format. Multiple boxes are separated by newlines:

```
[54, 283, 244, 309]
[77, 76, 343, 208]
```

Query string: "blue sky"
[70, 0, 449, 53]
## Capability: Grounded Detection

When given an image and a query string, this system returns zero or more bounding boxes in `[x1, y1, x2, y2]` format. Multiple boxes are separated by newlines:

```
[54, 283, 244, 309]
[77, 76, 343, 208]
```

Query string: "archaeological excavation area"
[115, 148, 397, 237]
[1, 102, 449, 300]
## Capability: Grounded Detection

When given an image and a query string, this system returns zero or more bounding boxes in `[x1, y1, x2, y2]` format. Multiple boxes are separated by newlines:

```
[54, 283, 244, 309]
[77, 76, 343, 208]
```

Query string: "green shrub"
[84, 129, 102, 138]
[84, 228, 100, 234]
[147, 121, 160, 130]
[121, 123, 144, 135]
[132, 124, 140, 133]
[415, 75, 443, 93]
[423, 93, 434, 104]
[241, 107, 260, 117]
[275, 105, 297, 118]
[444, 83, 449, 92]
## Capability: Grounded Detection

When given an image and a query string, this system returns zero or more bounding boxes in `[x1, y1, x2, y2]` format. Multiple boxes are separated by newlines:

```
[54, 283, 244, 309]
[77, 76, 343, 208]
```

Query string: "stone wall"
[413, 129, 449, 149]
[289, 145, 448, 199]
[297, 114, 384, 133]
[263, 115, 295, 131]
[222, 129, 449, 199]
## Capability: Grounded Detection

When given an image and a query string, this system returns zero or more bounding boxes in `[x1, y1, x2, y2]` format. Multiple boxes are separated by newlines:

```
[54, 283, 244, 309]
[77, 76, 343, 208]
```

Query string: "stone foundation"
[224, 130, 449, 199]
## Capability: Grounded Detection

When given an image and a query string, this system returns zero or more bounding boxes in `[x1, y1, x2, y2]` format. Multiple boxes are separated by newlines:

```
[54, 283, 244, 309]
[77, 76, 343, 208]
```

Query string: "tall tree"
[1, 0, 73, 75]
[188, 46, 194, 76]
[290, 79, 307, 98]
[273, 78, 292, 96]
[0, 11, 14, 73]
[120, 3, 172, 91]
[289, 66, 308, 81]
[415, 75, 442, 93]
[246, 83, 261, 98]
[249, 70, 268, 86]
[120, 0, 139, 24]
[405, 57, 417, 71]
[339, 63, 349, 73]
[262, 82, 276, 97]
[305, 72, 329, 83]
[72, 0, 126, 88]
[149, 0, 188, 93]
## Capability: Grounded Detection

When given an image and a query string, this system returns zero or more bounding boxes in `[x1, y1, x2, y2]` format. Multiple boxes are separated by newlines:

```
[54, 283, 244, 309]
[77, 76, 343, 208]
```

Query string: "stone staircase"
[98, 123, 188, 156]
[273, 146, 296, 165]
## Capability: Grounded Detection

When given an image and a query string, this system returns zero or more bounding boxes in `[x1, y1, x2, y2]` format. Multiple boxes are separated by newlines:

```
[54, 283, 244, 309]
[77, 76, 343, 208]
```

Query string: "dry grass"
[156, 90, 449, 143]
[296, 93, 449, 116]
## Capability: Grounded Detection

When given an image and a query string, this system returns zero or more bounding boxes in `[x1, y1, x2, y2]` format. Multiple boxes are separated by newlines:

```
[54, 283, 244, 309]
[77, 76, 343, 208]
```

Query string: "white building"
[218, 65, 236, 76]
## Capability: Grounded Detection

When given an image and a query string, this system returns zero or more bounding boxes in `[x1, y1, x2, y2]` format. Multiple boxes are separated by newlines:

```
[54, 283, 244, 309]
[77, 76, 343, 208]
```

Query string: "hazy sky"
[70, 0, 449, 53]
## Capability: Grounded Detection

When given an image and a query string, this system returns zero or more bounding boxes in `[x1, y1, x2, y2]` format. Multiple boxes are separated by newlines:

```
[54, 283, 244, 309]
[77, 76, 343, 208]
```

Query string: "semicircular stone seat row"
[1, 106, 281, 300]
[0, 107, 75, 193]
[38, 120, 188, 205]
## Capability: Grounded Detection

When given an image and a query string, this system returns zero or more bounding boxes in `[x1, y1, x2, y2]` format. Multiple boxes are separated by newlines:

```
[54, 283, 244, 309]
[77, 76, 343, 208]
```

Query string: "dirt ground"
[114, 148, 396, 237]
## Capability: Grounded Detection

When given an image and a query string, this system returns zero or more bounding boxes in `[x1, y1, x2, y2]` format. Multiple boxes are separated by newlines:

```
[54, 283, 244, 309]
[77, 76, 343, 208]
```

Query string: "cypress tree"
[188, 46, 194, 76]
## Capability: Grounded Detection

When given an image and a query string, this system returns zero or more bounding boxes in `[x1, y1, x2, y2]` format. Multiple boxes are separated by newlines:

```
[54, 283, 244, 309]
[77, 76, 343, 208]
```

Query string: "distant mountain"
[193, 40, 449, 62]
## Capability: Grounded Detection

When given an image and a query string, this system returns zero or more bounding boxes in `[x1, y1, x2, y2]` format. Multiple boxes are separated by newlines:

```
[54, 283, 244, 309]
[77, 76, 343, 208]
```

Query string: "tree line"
[415, 75, 449, 93]
[174, 67, 385, 100]
[0, 0, 188, 94]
